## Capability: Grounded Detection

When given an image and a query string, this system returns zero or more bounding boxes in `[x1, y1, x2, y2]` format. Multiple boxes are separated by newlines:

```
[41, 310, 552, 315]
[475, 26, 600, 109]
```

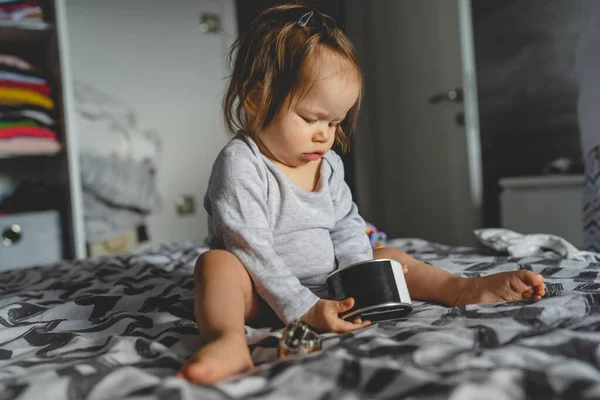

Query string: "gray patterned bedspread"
[2, 239, 600, 399]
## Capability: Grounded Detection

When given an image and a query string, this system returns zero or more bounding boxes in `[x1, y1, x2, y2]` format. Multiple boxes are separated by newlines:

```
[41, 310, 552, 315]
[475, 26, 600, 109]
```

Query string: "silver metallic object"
[278, 320, 322, 358]
[297, 11, 314, 27]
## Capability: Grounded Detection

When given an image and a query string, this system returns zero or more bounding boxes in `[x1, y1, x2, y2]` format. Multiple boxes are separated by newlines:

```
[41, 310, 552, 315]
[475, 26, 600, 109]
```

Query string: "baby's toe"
[520, 271, 545, 298]
[528, 271, 544, 284]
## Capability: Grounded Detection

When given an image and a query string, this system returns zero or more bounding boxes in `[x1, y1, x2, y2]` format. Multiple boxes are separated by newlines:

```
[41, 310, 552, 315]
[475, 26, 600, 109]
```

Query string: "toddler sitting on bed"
[176, 3, 546, 384]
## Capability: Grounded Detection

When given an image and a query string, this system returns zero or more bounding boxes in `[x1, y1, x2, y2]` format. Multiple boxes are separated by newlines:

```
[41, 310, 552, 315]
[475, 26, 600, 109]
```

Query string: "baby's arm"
[327, 153, 464, 304]
[207, 147, 319, 324]
[325, 154, 545, 307]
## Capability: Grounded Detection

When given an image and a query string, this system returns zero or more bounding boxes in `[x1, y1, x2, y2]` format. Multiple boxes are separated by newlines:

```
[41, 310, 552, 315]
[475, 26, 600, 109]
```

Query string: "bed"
[1, 238, 600, 399]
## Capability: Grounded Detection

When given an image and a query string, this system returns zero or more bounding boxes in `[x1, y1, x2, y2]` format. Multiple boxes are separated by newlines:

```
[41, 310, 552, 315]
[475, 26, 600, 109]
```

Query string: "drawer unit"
[0, 210, 63, 271]
[499, 175, 584, 248]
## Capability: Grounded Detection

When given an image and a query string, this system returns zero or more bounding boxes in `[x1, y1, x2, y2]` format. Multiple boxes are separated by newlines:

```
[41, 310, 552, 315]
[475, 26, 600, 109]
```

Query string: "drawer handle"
[2, 224, 22, 247]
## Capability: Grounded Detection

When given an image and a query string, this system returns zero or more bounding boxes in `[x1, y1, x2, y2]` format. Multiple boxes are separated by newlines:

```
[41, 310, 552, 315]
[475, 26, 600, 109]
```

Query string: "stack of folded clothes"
[0, 0, 44, 24]
[0, 53, 60, 155]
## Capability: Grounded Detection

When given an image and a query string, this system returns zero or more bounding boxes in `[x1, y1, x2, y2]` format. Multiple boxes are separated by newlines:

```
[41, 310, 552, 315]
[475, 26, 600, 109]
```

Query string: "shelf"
[0, 20, 53, 42]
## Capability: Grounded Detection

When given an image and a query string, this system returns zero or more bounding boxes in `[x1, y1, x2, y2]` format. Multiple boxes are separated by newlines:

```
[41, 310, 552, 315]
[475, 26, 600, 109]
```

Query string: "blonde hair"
[223, 3, 362, 152]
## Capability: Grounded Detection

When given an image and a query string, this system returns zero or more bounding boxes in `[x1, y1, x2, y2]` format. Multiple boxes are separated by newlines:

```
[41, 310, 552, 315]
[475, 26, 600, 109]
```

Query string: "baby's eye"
[301, 116, 317, 123]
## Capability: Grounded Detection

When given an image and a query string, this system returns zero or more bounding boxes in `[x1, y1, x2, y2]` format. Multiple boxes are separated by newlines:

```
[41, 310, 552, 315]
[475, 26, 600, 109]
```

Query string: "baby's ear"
[243, 83, 264, 117]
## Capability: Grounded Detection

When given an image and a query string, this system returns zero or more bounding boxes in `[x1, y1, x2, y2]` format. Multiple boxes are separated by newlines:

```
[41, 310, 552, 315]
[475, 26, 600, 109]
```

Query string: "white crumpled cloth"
[475, 228, 600, 262]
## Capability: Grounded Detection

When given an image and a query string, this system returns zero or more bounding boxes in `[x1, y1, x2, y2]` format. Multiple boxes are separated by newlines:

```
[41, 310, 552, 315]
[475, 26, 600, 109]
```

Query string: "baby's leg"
[373, 247, 545, 306]
[175, 250, 262, 384]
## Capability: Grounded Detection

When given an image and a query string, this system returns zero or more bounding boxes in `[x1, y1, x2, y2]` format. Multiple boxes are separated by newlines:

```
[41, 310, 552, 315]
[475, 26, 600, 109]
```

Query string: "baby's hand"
[301, 298, 371, 334]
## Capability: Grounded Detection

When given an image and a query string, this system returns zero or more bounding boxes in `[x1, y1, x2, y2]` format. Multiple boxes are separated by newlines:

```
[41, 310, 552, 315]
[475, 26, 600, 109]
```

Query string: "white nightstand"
[499, 175, 584, 248]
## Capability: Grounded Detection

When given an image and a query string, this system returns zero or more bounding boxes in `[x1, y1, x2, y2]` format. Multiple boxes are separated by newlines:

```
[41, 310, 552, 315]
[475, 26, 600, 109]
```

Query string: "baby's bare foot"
[175, 333, 253, 385]
[454, 270, 546, 306]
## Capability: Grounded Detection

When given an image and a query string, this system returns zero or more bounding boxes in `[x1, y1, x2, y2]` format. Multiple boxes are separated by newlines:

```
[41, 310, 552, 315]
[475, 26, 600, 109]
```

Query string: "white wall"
[65, 0, 236, 246]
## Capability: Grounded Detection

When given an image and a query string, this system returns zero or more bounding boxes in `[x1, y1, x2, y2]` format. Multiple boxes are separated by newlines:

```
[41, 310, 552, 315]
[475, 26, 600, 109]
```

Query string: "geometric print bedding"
[2, 239, 600, 399]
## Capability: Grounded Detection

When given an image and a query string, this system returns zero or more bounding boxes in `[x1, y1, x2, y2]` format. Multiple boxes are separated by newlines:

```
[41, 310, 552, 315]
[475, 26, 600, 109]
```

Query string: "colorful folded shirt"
[0, 106, 55, 125]
[0, 1, 39, 9]
[0, 1, 43, 22]
[0, 119, 36, 128]
[0, 54, 33, 71]
[0, 87, 54, 109]
[0, 137, 60, 155]
[0, 125, 57, 140]
[0, 71, 46, 85]
[0, 79, 51, 95]
[1, 63, 48, 78]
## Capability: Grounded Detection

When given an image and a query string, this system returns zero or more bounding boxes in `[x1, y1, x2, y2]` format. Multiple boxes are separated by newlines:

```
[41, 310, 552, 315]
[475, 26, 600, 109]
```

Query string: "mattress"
[1, 239, 600, 399]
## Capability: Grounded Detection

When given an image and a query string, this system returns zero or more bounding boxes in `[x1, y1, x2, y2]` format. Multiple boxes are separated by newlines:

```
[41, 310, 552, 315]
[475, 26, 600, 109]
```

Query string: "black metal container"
[326, 259, 413, 322]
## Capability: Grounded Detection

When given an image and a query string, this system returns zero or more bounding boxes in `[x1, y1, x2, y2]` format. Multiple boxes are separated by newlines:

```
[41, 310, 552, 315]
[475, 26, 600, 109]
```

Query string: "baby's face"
[256, 49, 360, 168]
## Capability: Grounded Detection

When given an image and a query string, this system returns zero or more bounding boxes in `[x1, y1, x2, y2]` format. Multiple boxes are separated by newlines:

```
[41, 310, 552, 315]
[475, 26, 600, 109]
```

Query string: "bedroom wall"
[65, 0, 237, 246]
[472, 0, 582, 228]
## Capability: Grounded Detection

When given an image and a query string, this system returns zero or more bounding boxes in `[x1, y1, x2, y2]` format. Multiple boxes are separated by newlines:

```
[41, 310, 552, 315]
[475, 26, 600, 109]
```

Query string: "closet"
[0, 0, 84, 270]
